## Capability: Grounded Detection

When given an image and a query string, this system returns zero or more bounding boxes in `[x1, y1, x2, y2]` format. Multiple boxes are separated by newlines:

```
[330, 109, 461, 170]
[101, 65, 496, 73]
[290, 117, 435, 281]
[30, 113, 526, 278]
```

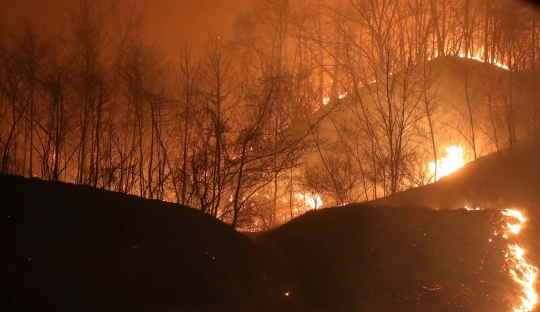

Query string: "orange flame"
[429, 146, 466, 181]
[295, 192, 323, 210]
[500, 209, 538, 312]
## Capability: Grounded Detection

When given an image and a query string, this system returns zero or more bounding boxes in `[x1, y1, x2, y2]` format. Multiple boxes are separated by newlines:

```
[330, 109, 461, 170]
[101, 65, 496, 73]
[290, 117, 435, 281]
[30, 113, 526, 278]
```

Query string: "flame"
[503, 209, 527, 224]
[455, 47, 510, 70]
[493, 59, 510, 70]
[295, 192, 323, 210]
[322, 92, 347, 105]
[500, 209, 538, 312]
[429, 47, 510, 70]
[429, 146, 466, 181]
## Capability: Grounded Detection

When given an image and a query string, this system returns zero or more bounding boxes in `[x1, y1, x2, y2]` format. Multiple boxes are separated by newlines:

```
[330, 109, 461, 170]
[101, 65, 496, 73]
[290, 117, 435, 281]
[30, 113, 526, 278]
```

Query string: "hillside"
[3, 141, 540, 312]
[368, 144, 540, 211]
[304, 54, 531, 209]
[255, 205, 533, 311]
[0, 174, 260, 312]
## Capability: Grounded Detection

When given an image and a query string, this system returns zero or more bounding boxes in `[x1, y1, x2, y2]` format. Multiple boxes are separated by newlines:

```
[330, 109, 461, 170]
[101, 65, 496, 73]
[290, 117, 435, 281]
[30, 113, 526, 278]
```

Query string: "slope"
[252, 145, 540, 311]
[368, 144, 540, 210]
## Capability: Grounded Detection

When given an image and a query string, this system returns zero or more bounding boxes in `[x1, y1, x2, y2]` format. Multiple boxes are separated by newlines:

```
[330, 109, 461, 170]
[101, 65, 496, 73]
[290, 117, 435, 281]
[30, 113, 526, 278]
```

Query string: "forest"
[0, 0, 539, 230]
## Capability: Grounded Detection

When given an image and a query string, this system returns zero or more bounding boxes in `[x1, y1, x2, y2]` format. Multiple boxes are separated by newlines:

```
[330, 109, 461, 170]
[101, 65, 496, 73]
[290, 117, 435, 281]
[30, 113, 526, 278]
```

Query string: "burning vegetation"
[429, 145, 466, 182]
[2, 1, 540, 311]
[500, 209, 538, 312]
[0, 0, 539, 231]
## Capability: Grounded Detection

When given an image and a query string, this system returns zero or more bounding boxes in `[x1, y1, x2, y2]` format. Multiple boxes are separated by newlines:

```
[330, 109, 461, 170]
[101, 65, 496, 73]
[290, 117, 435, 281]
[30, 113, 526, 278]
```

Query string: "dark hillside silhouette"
[0, 174, 259, 312]
[1, 165, 538, 311]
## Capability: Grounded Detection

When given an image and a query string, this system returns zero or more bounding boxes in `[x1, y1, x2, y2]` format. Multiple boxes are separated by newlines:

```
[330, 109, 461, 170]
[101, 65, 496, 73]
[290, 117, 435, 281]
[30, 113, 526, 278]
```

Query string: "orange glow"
[429, 146, 466, 181]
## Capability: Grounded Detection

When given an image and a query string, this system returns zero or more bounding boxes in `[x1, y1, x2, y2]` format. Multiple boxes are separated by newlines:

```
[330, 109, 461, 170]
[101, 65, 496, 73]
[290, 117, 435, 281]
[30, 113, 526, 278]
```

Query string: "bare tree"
[37, 39, 75, 181]
[0, 28, 30, 174]
[68, 0, 109, 185]
[173, 43, 201, 205]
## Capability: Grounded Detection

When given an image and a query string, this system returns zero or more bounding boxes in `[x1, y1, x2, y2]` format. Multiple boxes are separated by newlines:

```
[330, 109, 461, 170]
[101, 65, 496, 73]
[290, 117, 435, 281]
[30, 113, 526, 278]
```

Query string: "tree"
[69, 0, 110, 186]
[38, 39, 74, 182]
[0, 27, 30, 174]
[172, 43, 201, 206]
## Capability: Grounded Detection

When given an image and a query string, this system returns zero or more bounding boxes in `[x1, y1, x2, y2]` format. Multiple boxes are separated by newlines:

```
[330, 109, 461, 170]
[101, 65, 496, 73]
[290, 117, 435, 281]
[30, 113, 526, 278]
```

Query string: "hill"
[254, 205, 531, 311]
[369, 144, 540, 210]
[252, 144, 540, 311]
[3, 140, 540, 312]
[0, 174, 260, 312]
[305, 54, 532, 207]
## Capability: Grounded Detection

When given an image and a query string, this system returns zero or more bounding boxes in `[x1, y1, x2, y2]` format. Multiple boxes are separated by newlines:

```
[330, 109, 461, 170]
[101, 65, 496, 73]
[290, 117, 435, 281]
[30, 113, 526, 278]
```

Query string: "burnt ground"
[0, 174, 260, 312]
[252, 205, 530, 312]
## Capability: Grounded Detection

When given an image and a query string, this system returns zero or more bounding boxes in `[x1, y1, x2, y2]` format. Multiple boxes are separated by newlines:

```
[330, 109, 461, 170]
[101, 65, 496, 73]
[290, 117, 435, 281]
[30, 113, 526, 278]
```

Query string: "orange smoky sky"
[0, 0, 252, 56]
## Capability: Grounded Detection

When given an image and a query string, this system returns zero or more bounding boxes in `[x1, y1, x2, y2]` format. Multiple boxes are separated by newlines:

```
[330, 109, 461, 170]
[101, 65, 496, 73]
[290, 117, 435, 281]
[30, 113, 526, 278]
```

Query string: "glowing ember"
[429, 146, 466, 181]
[322, 92, 348, 105]
[499, 209, 538, 312]
[323, 97, 330, 105]
[295, 192, 323, 210]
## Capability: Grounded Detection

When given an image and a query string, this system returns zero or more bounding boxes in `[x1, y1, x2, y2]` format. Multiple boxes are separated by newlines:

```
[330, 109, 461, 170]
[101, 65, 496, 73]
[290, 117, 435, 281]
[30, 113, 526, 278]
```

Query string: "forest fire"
[429, 146, 466, 181]
[0, 0, 538, 249]
[2, 0, 540, 310]
[499, 209, 538, 312]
